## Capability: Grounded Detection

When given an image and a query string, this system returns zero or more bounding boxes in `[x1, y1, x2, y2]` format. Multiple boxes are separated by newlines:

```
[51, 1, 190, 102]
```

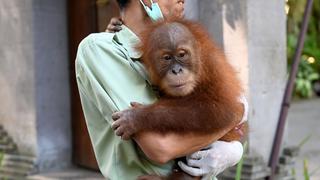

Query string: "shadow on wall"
[222, 0, 244, 30]
[198, 0, 246, 47]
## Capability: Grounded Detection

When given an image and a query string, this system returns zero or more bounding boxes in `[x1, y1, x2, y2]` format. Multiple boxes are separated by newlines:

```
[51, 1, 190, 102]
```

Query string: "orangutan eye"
[163, 54, 172, 61]
[178, 51, 185, 58]
[177, 50, 188, 58]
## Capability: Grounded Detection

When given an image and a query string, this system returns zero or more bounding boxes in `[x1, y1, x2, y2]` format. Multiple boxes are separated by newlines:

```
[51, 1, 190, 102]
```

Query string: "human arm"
[112, 102, 230, 164]
[113, 93, 248, 164]
[134, 131, 229, 164]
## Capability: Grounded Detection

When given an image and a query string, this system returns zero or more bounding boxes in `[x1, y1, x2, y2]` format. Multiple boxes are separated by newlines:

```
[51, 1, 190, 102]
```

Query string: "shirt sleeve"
[75, 33, 120, 124]
[74, 33, 173, 179]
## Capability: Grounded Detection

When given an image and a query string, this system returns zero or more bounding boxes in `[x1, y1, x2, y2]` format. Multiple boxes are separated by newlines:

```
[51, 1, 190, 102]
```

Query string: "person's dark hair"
[116, 0, 131, 9]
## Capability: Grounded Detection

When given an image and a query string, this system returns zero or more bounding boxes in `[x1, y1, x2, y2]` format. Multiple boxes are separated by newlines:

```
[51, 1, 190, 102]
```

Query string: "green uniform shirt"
[75, 25, 174, 179]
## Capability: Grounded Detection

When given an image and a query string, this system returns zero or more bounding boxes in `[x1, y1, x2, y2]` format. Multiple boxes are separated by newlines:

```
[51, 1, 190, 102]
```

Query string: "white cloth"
[178, 141, 244, 180]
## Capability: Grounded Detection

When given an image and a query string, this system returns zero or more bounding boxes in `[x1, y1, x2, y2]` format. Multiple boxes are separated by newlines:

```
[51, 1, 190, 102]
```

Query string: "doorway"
[68, 0, 120, 170]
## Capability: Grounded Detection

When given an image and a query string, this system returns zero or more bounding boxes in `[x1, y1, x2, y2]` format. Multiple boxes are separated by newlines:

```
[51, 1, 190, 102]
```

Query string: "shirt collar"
[114, 25, 142, 59]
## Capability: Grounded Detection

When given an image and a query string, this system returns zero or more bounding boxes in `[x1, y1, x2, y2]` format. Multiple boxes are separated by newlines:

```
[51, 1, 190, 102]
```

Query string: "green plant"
[294, 56, 320, 98]
[287, 0, 320, 98]
[0, 151, 3, 167]
[235, 141, 248, 180]
[0, 151, 3, 180]
[291, 158, 320, 180]
[0, 152, 8, 180]
[290, 134, 312, 179]
[298, 134, 312, 148]
[304, 159, 310, 180]
[291, 168, 296, 177]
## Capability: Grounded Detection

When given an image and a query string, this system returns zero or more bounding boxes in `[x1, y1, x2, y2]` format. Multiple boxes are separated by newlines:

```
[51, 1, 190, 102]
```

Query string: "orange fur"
[135, 19, 246, 140]
[119, 19, 248, 180]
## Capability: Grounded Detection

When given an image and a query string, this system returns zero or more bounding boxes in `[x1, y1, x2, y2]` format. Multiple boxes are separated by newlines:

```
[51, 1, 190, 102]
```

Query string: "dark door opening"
[68, 0, 120, 170]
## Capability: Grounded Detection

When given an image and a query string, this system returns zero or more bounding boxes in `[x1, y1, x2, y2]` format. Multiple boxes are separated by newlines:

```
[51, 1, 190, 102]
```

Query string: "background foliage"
[287, 0, 320, 98]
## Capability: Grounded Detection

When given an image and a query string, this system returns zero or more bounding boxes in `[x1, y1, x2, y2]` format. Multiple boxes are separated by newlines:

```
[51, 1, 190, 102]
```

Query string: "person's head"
[116, 0, 185, 19]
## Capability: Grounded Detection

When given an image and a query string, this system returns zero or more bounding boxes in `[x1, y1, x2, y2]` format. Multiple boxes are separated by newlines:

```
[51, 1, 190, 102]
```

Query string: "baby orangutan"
[111, 19, 247, 180]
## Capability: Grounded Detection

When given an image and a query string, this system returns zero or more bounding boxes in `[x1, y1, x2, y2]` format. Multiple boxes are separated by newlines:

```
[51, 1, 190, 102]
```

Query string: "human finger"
[178, 161, 204, 176]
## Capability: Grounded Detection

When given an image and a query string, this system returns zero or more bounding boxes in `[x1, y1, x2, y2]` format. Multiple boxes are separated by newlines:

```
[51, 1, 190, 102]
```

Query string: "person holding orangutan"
[75, 0, 248, 179]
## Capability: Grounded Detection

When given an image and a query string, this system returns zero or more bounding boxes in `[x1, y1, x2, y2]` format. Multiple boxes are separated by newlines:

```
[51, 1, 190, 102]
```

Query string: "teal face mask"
[139, 0, 164, 22]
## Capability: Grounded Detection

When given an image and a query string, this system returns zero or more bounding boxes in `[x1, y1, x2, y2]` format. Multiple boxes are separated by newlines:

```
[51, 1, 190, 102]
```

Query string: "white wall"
[0, 0, 71, 173]
[198, 0, 287, 162]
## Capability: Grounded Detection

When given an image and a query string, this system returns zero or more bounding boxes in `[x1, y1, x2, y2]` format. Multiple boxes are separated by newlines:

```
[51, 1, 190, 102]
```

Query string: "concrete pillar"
[32, 0, 71, 172]
[246, 0, 287, 162]
[0, 0, 71, 173]
[0, 0, 37, 156]
[185, 0, 199, 20]
[199, 0, 287, 163]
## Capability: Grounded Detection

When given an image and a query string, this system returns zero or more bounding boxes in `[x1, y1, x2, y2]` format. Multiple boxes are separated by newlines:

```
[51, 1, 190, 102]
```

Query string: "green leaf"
[308, 73, 320, 81]
[298, 134, 312, 148]
[296, 79, 304, 90]
[0, 151, 4, 166]
[292, 168, 297, 177]
[305, 81, 312, 92]
[304, 159, 310, 180]
[288, 0, 320, 99]
[301, 85, 308, 98]
[235, 141, 248, 180]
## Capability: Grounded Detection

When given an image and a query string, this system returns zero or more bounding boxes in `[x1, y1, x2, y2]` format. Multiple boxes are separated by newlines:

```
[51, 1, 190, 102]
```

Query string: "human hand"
[178, 141, 243, 180]
[105, 17, 123, 33]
